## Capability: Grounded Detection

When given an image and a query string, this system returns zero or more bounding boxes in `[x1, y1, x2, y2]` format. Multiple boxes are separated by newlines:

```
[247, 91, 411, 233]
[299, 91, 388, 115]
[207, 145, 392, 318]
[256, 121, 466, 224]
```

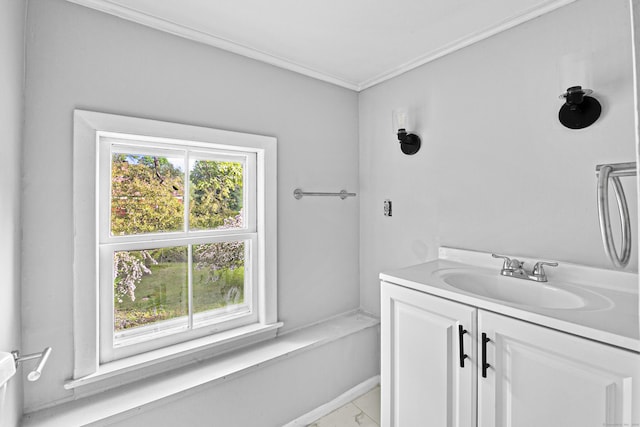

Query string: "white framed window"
[72, 110, 278, 381]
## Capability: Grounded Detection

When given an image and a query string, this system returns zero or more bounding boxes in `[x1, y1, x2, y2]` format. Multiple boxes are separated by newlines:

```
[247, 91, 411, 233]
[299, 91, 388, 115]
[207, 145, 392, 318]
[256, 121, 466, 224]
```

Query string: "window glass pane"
[192, 241, 247, 317]
[189, 159, 244, 230]
[113, 247, 188, 336]
[111, 153, 185, 235]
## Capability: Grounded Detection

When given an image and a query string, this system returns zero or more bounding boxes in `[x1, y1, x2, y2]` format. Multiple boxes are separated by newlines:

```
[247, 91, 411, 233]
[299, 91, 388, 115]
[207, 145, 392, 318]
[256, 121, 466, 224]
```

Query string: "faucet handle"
[532, 261, 558, 277]
[493, 254, 526, 271]
[492, 254, 513, 270]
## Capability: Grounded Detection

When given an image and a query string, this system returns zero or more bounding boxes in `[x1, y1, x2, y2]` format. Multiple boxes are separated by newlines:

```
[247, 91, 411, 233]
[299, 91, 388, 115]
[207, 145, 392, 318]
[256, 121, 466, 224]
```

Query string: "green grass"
[115, 262, 244, 331]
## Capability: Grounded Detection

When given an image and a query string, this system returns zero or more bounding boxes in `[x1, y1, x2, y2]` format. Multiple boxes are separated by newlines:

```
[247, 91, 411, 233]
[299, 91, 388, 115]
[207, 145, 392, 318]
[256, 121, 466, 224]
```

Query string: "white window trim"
[71, 110, 279, 387]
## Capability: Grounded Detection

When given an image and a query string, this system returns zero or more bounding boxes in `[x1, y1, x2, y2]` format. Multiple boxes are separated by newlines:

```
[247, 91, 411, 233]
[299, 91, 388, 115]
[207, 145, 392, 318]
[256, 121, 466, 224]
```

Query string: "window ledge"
[65, 322, 283, 395]
[23, 311, 379, 427]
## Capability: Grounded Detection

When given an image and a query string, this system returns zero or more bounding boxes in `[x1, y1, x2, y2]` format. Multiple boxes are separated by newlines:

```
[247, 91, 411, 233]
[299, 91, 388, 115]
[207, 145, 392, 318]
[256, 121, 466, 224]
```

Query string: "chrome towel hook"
[11, 347, 52, 382]
[596, 162, 636, 268]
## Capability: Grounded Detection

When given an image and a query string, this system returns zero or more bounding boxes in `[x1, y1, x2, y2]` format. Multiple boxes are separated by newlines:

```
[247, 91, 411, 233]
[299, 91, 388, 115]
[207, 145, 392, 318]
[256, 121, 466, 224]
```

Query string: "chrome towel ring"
[596, 162, 636, 268]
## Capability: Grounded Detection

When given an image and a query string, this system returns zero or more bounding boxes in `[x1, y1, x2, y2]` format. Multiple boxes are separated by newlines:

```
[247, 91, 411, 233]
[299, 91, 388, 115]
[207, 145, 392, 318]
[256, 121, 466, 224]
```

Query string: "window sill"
[64, 321, 283, 396]
[23, 311, 379, 427]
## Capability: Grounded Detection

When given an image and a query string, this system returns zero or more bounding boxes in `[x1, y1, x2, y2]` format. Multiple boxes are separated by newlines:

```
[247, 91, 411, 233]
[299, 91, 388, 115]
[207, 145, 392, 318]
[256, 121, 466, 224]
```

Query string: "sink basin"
[435, 269, 599, 309]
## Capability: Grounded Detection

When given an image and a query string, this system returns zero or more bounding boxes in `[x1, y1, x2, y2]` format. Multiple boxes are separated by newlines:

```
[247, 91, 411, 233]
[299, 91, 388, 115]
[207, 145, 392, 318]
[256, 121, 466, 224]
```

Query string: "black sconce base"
[558, 86, 601, 130]
[398, 130, 421, 155]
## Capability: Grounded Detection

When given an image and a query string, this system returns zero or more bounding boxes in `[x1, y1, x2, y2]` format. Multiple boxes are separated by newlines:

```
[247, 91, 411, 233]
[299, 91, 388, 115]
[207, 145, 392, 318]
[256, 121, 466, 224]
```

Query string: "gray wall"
[359, 0, 638, 315]
[22, 0, 360, 412]
[0, 0, 25, 426]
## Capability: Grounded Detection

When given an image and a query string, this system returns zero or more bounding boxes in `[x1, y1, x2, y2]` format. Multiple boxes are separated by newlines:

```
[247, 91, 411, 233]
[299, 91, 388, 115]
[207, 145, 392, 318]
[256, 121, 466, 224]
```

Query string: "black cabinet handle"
[458, 325, 469, 368]
[482, 333, 491, 378]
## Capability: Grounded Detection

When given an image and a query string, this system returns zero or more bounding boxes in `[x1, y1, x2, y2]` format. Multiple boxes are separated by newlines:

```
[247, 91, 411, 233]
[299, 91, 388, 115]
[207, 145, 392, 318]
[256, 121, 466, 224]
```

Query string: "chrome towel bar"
[11, 347, 52, 382]
[596, 162, 636, 268]
[293, 188, 356, 200]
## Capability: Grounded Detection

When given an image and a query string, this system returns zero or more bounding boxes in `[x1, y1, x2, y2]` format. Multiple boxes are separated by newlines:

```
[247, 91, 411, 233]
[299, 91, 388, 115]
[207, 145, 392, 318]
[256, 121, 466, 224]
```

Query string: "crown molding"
[65, 0, 575, 93]
[357, 0, 577, 91]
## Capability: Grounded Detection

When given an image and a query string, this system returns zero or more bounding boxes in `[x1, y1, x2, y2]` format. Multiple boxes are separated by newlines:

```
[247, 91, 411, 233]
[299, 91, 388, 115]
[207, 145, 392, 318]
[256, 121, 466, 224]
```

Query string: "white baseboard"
[282, 375, 380, 427]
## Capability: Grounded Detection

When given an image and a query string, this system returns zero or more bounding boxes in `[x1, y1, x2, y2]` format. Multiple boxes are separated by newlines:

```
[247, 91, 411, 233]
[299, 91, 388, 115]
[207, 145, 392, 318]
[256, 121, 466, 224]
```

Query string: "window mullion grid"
[183, 150, 190, 234]
[98, 135, 263, 361]
[184, 151, 194, 330]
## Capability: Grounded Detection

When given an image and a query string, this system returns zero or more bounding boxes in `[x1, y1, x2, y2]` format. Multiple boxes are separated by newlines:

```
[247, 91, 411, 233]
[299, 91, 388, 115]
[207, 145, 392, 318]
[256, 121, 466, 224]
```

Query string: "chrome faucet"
[492, 254, 558, 282]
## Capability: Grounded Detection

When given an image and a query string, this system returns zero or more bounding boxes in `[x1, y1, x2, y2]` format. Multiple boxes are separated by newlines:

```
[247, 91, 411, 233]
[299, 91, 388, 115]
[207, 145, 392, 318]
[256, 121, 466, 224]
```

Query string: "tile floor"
[308, 385, 380, 427]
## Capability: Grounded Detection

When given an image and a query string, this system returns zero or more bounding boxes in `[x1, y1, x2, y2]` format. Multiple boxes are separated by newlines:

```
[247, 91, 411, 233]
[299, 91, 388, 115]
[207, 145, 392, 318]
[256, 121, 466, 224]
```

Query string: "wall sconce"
[392, 108, 421, 155]
[558, 86, 601, 129]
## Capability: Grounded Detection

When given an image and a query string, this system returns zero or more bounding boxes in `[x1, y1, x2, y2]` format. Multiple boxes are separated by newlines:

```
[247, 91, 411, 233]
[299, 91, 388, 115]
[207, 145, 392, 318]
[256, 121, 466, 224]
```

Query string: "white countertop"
[380, 248, 640, 353]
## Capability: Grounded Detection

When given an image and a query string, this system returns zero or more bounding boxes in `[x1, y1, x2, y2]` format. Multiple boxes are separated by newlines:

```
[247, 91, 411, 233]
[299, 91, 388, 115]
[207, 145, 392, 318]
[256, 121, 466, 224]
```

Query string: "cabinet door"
[478, 310, 640, 427]
[381, 281, 476, 427]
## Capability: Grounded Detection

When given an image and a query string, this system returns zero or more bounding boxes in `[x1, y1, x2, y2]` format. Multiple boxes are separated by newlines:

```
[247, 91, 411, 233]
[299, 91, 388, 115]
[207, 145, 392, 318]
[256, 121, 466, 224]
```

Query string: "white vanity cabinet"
[479, 310, 640, 427]
[381, 280, 640, 427]
[381, 281, 476, 427]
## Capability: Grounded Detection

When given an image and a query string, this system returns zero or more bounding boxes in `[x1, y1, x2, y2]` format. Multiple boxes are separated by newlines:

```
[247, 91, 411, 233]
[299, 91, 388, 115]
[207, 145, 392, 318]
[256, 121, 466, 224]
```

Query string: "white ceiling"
[67, 0, 575, 91]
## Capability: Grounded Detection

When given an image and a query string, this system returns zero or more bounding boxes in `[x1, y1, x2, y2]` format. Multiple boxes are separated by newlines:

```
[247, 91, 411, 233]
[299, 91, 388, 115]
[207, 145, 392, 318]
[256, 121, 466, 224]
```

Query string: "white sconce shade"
[392, 108, 420, 155]
[558, 53, 592, 94]
[392, 108, 412, 132]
